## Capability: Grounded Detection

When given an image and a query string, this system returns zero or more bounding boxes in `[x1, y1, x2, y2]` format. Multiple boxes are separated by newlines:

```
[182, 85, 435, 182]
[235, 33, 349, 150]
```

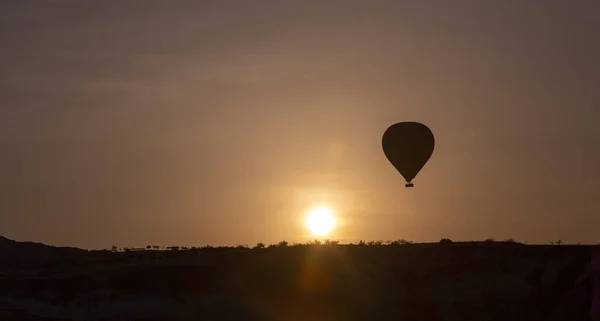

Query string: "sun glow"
[306, 207, 336, 236]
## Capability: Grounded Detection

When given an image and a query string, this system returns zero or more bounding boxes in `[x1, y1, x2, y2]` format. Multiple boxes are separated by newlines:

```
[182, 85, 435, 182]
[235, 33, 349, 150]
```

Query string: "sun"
[306, 207, 336, 236]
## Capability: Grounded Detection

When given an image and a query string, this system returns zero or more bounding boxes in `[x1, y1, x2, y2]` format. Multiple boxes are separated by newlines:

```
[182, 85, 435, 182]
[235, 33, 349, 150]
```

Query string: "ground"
[0, 236, 593, 321]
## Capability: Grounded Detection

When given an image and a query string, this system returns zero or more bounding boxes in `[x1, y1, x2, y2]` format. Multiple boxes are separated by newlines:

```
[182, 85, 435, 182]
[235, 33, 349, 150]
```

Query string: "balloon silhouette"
[382, 122, 435, 187]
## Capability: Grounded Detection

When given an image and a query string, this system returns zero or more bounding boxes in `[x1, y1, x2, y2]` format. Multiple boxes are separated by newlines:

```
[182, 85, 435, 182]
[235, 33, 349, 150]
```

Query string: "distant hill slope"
[0, 236, 86, 272]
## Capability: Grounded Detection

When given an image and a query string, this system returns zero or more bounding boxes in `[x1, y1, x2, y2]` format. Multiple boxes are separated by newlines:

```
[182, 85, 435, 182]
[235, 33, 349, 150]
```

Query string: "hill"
[0, 236, 86, 273]
[0, 236, 594, 320]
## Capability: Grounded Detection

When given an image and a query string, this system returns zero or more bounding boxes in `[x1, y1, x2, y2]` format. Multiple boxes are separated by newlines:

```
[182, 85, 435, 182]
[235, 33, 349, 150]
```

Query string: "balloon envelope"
[382, 122, 435, 186]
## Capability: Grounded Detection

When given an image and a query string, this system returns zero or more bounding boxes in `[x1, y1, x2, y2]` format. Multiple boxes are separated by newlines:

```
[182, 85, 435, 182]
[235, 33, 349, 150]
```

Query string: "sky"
[1, 1, 599, 249]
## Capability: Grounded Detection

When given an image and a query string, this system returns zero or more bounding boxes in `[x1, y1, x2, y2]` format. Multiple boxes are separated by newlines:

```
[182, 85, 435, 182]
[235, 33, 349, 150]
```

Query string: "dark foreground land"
[0, 236, 593, 321]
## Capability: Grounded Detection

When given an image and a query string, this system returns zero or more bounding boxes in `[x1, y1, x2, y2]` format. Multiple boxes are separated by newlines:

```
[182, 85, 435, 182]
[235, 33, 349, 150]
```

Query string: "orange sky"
[1, 1, 599, 249]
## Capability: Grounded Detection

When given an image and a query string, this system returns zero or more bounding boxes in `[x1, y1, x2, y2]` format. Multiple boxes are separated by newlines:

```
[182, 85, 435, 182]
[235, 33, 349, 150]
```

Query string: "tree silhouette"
[308, 240, 321, 246]
[439, 238, 453, 244]
[389, 239, 412, 245]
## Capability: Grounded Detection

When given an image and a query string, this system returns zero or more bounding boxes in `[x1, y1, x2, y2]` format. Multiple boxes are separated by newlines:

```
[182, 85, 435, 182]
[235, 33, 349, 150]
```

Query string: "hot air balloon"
[382, 121, 435, 187]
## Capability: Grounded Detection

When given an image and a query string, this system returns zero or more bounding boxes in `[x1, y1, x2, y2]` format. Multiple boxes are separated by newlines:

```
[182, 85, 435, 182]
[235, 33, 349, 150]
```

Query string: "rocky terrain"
[0, 236, 595, 321]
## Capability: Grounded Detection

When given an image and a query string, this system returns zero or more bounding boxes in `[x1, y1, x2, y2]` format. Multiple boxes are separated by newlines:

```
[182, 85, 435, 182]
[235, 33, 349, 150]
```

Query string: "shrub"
[307, 240, 322, 246]
[390, 239, 412, 245]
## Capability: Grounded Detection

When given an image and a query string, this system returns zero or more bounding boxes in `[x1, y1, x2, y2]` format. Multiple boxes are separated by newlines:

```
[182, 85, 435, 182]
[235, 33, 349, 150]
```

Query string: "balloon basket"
[405, 183, 414, 188]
